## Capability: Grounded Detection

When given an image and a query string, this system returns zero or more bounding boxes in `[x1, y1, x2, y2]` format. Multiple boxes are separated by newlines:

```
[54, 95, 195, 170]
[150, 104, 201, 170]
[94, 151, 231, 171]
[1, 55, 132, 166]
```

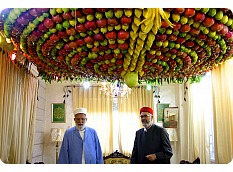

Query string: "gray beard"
[76, 124, 85, 131]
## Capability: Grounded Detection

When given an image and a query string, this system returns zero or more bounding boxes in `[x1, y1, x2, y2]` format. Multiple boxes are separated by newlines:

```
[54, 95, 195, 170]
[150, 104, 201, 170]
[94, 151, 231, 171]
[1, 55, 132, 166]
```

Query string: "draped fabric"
[0, 50, 38, 163]
[186, 75, 213, 164]
[72, 86, 114, 156]
[117, 87, 154, 156]
[211, 59, 233, 164]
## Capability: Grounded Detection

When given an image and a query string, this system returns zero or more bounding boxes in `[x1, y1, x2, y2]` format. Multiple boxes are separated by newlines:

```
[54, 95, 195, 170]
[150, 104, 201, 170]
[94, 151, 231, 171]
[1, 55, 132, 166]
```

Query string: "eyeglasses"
[140, 114, 151, 118]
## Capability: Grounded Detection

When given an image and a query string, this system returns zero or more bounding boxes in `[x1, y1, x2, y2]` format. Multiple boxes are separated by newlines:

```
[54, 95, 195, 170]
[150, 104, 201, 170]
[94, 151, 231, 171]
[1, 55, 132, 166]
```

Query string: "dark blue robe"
[130, 124, 173, 164]
[58, 126, 104, 164]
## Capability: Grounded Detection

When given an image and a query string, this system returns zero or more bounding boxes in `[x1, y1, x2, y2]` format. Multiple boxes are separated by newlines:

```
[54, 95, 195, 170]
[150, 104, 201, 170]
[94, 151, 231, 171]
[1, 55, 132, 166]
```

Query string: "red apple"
[180, 24, 191, 32]
[120, 15, 132, 25]
[105, 31, 117, 40]
[117, 30, 129, 40]
[52, 15, 63, 23]
[194, 12, 205, 22]
[176, 37, 186, 44]
[84, 21, 97, 30]
[84, 35, 94, 44]
[156, 34, 167, 41]
[94, 33, 105, 41]
[96, 18, 107, 28]
[190, 27, 200, 36]
[197, 33, 207, 40]
[71, 10, 83, 18]
[168, 34, 177, 41]
[66, 27, 76, 36]
[185, 40, 195, 47]
[220, 25, 229, 35]
[116, 59, 123, 65]
[76, 38, 85, 46]
[69, 41, 78, 49]
[96, 8, 108, 12]
[62, 12, 73, 20]
[174, 8, 185, 14]
[76, 24, 86, 32]
[183, 8, 196, 18]
[43, 18, 55, 29]
[57, 31, 68, 38]
[109, 43, 118, 49]
[172, 22, 181, 31]
[64, 43, 72, 51]
[82, 8, 95, 15]
[161, 20, 169, 28]
[203, 17, 215, 27]
[113, 53, 123, 59]
[38, 23, 48, 32]
[118, 42, 128, 50]
[107, 17, 119, 26]
[211, 22, 224, 32]
[91, 46, 100, 52]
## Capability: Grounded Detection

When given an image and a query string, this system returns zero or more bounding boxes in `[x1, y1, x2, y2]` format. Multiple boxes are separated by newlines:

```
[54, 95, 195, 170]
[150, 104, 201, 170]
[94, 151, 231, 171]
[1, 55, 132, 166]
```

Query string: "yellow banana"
[134, 17, 141, 27]
[158, 8, 174, 28]
[130, 31, 138, 40]
[135, 9, 142, 18]
[128, 47, 134, 55]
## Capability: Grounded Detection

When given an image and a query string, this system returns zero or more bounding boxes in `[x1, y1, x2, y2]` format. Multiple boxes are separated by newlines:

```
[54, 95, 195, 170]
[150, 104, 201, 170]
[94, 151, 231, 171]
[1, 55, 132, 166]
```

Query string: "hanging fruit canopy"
[0, 8, 233, 85]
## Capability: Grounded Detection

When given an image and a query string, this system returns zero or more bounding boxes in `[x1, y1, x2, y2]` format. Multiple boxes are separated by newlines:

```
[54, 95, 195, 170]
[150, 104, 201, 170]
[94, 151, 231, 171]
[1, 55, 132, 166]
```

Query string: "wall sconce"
[50, 128, 64, 163]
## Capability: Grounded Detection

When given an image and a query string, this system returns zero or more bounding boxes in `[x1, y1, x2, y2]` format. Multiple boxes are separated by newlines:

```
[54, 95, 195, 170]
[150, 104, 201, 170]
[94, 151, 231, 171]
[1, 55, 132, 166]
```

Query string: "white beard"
[76, 123, 85, 131]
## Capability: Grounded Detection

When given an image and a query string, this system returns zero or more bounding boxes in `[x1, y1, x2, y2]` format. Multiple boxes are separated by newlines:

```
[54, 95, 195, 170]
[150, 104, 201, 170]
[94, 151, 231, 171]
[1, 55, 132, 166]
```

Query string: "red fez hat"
[140, 107, 153, 115]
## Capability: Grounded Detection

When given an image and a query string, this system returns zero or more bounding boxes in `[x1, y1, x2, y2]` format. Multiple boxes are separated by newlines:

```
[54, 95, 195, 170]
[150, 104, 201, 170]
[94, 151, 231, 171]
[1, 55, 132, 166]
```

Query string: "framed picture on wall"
[163, 107, 179, 128]
[51, 103, 65, 123]
[157, 103, 170, 122]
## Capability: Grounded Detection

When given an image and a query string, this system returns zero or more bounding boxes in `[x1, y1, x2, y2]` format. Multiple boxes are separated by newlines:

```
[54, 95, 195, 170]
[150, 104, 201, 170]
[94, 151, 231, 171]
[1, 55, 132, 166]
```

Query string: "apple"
[184, 8, 196, 18]
[197, 33, 207, 40]
[174, 8, 185, 14]
[190, 27, 200, 36]
[62, 12, 73, 20]
[201, 8, 209, 14]
[220, 15, 228, 24]
[29, 8, 41, 17]
[38, 23, 48, 32]
[185, 40, 194, 47]
[105, 31, 117, 40]
[172, 13, 180, 22]
[176, 37, 186, 44]
[105, 9, 114, 19]
[52, 15, 63, 23]
[203, 17, 215, 27]
[207, 8, 217, 17]
[55, 23, 63, 31]
[215, 11, 223, 21]
[180, 16, 188, 25]
[120, 15, 132, 25]
[180, 24, 191, 32]
[66, 27, 76, 36]
[71, 10, 83, 18]
[194, 12, 205, 22]
[69, 41, 78, 49]
[84, 35, 94, 44]
[168, 34, 177, 41]
[156, 34, 167, 41]
[94, 33, 105, 41]
[96, 18, 107, 28]
[76, 24, 86, 32]
[114, 24, 121, 30]
[117, 30, 129, 40]
[77, 16, 86, 23]
[211, 22, 224, 32]
[118, 42, 128, 50]
[84, 21, 97, 30]
[172, 22, 181, 31]
[114, 9, 123, 18]
[109, 43, 118, 49]
[43, 18, 55, 29]
[100, 27, 108, 34]
[219, 25, 229, 35]
[82, 8, 95, 15]
[95, 12, 103, 20]
[76, 38, 85, 46]
[86, 14, 94, 21]
[107, 17, 119, 26]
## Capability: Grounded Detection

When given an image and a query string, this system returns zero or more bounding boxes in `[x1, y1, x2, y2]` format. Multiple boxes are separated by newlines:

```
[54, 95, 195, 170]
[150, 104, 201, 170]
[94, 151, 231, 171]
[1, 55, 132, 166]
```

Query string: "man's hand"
[145, 154, 156, 161]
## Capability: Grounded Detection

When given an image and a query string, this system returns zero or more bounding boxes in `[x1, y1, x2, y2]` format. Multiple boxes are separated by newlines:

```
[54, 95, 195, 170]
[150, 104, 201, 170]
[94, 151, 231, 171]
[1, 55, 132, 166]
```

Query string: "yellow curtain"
[0, 49, 38, 163]
[72, 86, 114, 156]
[211, 59, 233, 164]
[118, 86, 154, 156]
[186, 75, 213, 164]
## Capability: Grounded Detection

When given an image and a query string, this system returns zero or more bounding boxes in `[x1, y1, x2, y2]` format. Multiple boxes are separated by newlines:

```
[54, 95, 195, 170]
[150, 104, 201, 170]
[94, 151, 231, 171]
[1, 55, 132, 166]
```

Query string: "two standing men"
[58, 107, 172, 164]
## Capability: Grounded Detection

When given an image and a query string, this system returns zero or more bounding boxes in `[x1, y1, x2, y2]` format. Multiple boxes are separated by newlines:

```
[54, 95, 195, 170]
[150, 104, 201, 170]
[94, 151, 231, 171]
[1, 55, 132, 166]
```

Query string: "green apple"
[168, 42, 175, 48]
[215, 11, 223, 21]
[114, 24, 121, 31]
[37, 15, 45, 22]
[221, 15, 228, 24]
[172, 13, 180, 22]
[86, 14, 94, 21]
[77, 16, 86, 23]
[80, 33, 87, 37]
[203, 27, 209, 34]
[56, 8, 63, 13]
[207, 8, 217, 17]
[208, 30, 216, 38]
[69, 35, 75, 41]
[114, 48, 120, 54]
[56, 23, 63, 31]
[193, 21, 200, 28]
[13, 8, 21, 15]
[173, 30, 179, 36]
[62, 20, 70, 29]
[95, 12, 103, 20]
[180, 16, 188, 25]
[166, 29, 172, 35]
[94, 41, 99, 47]
[62, 8, 70, 13]
[105, 49, 111, 54]
[158, 28, 166, 34]
[69, 19, 76, 27]
[185, 34, 192, 40]
[188, 18, 194, 25]
[226, 18, 233, 26]
[114, 9, 123, 18]
[105, 9, 114, 19]
[108, 39, 116, 44]
[201, 8, 209, 14]
[100, 39, 108, 46]
[49, 28, 57, 33]
[86, 43, 93, 49]
[156, 41, 163, 47]
[107, 26, 114, 31]
[122, 25, 129, 31]
[100, 27, 107, 34]
[28, 22, 36, 29]
[33, 19, 39, 25]
[117, 39, 125, 44]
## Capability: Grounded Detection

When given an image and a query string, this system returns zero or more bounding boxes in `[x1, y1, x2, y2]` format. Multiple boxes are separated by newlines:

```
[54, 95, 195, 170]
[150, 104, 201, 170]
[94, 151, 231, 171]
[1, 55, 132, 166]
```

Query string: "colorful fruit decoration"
[0, 8, 233, 85]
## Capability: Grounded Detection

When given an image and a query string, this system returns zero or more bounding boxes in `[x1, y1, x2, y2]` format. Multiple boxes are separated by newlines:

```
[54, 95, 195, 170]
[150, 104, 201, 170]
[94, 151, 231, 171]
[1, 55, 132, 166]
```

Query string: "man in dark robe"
[130, 107, 173, 164]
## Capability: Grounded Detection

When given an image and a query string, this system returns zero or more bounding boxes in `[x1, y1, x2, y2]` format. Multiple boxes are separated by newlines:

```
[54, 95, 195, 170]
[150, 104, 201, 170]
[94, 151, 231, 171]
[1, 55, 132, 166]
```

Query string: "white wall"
[32, 79, 46, 163]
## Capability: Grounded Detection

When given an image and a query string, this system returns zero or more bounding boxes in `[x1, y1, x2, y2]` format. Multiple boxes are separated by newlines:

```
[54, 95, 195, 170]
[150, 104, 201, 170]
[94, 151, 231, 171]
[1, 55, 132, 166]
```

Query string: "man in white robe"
[58, 107, 104, 164]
